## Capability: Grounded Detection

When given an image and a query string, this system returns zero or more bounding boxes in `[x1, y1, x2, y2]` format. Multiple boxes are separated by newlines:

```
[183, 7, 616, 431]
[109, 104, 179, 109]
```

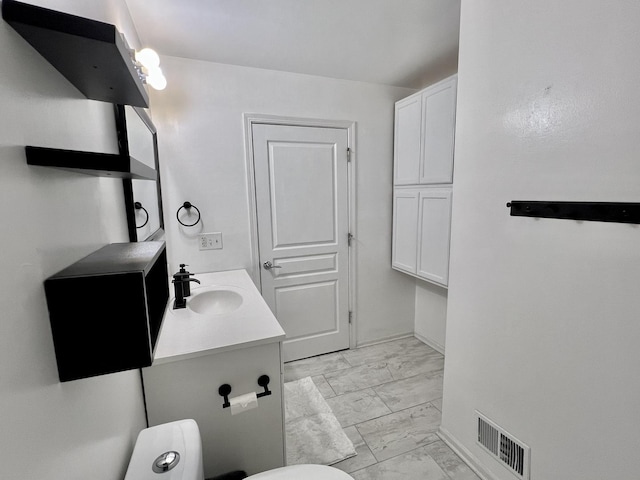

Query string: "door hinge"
[348, 311, 353, 324]
[348, 232, 353, 246]
[347, 147, 352, 162]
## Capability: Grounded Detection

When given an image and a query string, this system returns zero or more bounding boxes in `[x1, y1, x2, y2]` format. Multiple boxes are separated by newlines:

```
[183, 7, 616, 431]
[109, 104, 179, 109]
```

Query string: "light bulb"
[135, 48, 160, 69]
[149, 75, 167, 91]
[146, 67, 167, 90]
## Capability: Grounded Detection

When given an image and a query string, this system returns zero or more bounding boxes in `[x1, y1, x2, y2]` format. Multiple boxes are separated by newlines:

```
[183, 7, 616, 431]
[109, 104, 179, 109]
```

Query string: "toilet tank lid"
[124, 419, 203, 480]
[247, 465, 353, 480]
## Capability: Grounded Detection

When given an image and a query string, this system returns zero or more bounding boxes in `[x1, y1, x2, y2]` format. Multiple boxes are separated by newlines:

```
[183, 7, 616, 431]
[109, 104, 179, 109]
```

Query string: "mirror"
[115, 105, 164, 242]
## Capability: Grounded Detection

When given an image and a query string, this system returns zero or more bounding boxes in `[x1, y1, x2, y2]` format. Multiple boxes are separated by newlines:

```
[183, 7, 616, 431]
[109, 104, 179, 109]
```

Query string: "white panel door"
[420, 77, 457, 184]
[252, 124, 350, 362]
[392, 189, 420, 274]
[417, 187, 452, 286]
[394, 94, 422, 185]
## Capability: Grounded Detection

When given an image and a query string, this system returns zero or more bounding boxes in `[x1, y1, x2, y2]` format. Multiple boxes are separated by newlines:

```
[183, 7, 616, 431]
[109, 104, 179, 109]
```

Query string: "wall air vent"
[476, 411, 530, 479]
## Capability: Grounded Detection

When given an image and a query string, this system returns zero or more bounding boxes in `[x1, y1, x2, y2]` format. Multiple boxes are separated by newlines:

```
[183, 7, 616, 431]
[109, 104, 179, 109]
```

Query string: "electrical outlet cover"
[199, 233, 222, 250]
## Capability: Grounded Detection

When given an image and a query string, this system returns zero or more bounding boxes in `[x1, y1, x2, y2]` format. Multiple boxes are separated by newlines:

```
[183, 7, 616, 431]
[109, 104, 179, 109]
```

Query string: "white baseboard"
[437, 426, 497, 480]
[414, 332, 445, 354]
[355, 332, 414, 348]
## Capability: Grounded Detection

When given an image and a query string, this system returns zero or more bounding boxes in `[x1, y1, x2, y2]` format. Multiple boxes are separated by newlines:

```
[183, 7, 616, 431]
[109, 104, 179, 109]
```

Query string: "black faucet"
[172, 264, 201, 309]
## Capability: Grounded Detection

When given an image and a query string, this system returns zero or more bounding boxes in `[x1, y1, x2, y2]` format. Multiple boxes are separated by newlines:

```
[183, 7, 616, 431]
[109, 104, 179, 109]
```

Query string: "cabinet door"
[420, 77, 457, 184]
[393, 94, 422, 185]
[392, 189, 420, 273]
[417, 188, 452, 286]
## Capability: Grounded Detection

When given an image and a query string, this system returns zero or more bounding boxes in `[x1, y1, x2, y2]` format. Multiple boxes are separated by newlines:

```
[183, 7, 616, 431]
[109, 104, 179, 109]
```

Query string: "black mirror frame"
[114, 104, 165, 242]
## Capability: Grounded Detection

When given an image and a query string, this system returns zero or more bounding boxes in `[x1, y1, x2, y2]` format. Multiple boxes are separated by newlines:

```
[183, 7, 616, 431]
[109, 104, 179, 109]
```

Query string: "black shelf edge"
[2, 0, 149, 108]
[26, 146, 157, 180]
[50, 241, 166, 278]
[506, 201, 640, 224]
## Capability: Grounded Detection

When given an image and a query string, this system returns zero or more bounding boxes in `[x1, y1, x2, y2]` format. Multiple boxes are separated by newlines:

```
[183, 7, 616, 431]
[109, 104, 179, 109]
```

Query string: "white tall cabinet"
[392, 75, 457, 288]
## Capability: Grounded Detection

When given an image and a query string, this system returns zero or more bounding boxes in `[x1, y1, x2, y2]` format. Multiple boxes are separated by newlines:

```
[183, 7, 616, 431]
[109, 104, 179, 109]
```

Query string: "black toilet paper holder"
[218, 375, 271, 409]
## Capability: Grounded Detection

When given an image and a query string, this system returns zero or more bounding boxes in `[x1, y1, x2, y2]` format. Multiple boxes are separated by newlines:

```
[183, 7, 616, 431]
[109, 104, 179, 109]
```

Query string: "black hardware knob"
[219, 384, 232, 397]
[257, 375, 270, 387]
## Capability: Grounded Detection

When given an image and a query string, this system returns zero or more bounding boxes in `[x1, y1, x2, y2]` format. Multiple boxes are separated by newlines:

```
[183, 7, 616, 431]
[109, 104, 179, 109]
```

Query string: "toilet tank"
[125, 419, 204, 480]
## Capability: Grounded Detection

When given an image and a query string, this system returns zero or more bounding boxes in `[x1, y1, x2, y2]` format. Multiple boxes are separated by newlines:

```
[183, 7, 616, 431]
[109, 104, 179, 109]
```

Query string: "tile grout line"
[346, 436, 444, 476]
[343, 399, 444, 465]
[351, 399, 442, 429]
[320, 373, 338, 397]
[340, 351, 444, 371]
[322, 361, 444, 396]
[324, 371, 444, 410]
[285, 346, 443, 381]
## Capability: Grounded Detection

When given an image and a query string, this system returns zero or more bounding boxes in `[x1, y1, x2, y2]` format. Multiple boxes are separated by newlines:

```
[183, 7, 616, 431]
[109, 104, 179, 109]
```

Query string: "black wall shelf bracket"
[506, 201, 640, 224]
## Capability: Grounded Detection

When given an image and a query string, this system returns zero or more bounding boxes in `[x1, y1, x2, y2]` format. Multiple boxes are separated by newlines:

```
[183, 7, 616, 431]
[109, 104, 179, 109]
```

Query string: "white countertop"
[152, 269, 286, 364]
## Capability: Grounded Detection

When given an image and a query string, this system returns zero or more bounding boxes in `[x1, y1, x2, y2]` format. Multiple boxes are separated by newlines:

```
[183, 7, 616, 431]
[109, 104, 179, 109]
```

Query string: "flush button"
[152, 451, 180, 473]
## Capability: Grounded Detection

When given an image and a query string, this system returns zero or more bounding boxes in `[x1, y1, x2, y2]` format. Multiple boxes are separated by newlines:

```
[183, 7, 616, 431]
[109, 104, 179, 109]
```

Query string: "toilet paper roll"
[229, 391, 258, 415]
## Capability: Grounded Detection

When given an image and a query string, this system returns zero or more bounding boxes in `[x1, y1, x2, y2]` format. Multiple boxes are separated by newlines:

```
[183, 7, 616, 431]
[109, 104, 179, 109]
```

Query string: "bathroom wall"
[149, 57, 419, 345]
[442, 1, 640, 479]
[0, 1, 147, 479]
[414, 282, 447, 353]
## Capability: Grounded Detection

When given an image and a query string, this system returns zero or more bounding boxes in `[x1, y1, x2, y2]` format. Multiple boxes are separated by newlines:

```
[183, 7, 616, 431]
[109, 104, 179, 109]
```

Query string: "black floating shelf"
[26, 146, 157, 180]
[2, 0, 148, 108]
[507, 201, 640, 224]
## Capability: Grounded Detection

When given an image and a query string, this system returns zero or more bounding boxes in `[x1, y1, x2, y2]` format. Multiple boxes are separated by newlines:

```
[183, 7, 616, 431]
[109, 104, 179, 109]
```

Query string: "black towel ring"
[176, 201, 201, 227]
[134, 201, 149, 228]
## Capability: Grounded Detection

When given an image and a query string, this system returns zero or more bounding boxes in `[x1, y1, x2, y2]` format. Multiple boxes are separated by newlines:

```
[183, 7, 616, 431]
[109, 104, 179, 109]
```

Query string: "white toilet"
[124, 419, 353, 480]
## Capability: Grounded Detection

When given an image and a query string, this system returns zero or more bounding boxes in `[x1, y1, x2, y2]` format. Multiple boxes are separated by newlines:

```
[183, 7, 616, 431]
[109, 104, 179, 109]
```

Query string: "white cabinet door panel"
[417, 188, 452, 286]
[420, 78, 457, 184]
[393, 94, 422, 185]
[392, 189, 420, 273]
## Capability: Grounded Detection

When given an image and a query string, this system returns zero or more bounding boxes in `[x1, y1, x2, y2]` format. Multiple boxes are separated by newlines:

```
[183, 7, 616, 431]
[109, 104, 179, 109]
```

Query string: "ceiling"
[124, 0, 461, 89]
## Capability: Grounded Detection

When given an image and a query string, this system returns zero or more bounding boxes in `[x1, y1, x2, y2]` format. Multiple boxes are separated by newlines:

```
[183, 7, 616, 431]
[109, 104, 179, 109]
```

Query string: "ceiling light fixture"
[132, 47, 167, 91]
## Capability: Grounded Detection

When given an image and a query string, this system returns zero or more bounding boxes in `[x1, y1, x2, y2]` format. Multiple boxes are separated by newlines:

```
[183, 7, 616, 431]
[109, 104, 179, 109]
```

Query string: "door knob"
[263, 261, 282, 270]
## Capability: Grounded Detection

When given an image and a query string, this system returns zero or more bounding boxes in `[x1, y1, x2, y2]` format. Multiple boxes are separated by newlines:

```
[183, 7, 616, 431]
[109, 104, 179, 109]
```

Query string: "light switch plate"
[199, 232, 222, 250]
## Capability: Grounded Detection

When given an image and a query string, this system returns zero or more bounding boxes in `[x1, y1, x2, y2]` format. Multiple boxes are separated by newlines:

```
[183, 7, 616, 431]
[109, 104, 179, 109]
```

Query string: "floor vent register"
[476, 411, 530, 479]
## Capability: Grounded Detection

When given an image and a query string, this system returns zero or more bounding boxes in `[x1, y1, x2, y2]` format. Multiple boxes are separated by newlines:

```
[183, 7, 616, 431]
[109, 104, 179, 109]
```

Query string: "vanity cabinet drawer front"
[142, 342, 285, 478]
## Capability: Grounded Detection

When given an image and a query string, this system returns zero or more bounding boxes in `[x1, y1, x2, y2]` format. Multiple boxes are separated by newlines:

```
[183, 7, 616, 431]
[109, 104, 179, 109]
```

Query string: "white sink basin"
[187, 288, 244, 315]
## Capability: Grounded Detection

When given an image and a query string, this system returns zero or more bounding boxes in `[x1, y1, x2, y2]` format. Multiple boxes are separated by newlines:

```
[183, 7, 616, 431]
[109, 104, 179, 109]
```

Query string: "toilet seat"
[246, 464, 352, 479]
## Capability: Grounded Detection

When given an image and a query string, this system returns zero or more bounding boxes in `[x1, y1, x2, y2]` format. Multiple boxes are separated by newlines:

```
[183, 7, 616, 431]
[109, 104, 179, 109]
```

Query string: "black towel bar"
[506, 201, 640, 224]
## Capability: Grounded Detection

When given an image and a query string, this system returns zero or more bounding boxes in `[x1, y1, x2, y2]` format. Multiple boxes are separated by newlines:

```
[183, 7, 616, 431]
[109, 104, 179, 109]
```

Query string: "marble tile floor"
[284, 336, 480, 480]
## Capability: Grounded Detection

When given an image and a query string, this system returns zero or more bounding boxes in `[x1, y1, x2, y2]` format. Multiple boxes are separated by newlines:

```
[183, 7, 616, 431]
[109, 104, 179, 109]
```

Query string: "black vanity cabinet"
[44, 242, 169, 382]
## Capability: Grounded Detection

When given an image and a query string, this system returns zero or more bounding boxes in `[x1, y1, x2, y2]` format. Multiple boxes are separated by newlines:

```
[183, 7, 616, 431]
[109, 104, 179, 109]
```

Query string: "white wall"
[442, 1, 640, 479]
[414, 281, 447, 353]
[0, 1, 147, 478]
[149, 57, 417, 345]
